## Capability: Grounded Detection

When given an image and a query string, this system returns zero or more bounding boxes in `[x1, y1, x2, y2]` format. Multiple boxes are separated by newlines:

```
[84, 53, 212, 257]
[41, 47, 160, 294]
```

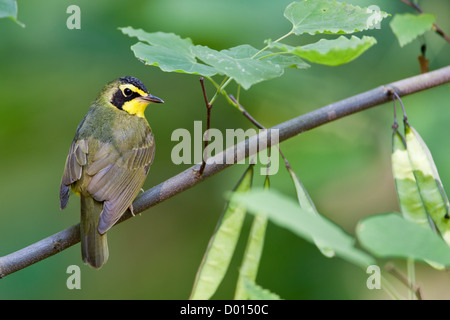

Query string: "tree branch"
[1, 65, 449, 278]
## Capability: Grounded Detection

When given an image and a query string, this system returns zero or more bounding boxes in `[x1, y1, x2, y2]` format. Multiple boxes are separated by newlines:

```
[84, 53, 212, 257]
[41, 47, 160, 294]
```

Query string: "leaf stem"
[207, 30, 294, 107]
[206, 76, 239, 109]
[209, 76, 231, 105]
[252, 30, 294, 59]
[407, 258, 416, 300]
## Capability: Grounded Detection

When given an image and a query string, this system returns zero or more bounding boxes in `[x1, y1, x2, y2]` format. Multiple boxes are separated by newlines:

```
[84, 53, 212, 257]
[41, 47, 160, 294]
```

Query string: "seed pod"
[391, 129, 429, 227]
[235, 175, 270, 300]
[404, 121, 450, 245]
[288, 167, 335, 257]
[190, 164, 253, 300]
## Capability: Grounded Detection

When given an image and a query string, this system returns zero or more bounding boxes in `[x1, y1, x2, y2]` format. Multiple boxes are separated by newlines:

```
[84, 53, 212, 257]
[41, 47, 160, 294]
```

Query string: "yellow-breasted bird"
[60, 76, 163, 268]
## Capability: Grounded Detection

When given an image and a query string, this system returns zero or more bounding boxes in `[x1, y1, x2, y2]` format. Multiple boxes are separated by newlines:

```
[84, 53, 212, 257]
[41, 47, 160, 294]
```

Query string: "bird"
[59, 76, 164, 268]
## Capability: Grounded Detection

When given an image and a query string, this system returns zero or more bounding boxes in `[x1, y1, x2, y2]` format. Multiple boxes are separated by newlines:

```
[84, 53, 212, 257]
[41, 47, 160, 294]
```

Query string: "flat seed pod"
[234, 175, 270, 300]
[190, 165, 254, 300]
[404, 122, 450, 245]
[242, 278, 282, 300]
[288, 168, 335, 258]
[391, 129, 429, 227]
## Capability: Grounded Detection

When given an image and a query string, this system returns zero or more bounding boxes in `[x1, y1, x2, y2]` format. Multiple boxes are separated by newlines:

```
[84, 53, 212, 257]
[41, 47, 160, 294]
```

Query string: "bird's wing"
[86, 132, 155, 234]
[60, 139, 89, 209]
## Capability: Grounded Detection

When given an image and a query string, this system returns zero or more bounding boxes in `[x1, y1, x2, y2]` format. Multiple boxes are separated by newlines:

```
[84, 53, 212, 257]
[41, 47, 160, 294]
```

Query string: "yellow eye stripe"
[118, 84, 147, 97]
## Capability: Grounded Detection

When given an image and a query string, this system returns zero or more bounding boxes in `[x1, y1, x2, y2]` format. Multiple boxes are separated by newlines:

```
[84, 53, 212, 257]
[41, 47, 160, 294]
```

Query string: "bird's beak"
[137, 94, 164, 104]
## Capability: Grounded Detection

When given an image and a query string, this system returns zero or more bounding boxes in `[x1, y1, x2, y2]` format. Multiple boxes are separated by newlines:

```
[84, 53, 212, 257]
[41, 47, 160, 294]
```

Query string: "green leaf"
[243, 278, 282, 300]
[288, 168, 334, 257]
[404, 122, 450, 245]
[235, 176, 269, 300]
[391, 129, 429, 227]
[356, 213, 450, 266]
[274, 35, 376, 66]
[233, 189, 375, 268]
[122, 28, 309, 87]
[0, 0, 15, 18]
[190, 165, 253, 300]
[0, 0, 24, 27]
[193, 44, 284, 90]
[284, 0, 388, 35]
[390, 13, 435, 47]
[120, 27, 217, 76]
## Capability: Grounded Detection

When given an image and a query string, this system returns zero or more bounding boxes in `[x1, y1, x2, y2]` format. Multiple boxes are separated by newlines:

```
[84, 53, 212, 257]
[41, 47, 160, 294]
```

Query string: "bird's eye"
[123, 88, 133, 96]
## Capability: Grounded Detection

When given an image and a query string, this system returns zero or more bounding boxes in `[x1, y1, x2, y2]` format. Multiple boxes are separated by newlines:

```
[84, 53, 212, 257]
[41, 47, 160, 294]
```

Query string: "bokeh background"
[0, 0, 449, 300]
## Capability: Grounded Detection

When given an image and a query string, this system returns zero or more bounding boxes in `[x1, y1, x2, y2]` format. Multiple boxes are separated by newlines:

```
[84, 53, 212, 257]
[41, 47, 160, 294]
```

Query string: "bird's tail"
[80, 195, 109, 268]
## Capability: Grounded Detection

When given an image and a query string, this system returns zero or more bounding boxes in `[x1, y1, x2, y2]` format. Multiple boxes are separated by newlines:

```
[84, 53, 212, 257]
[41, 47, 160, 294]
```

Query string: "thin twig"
[400, 0, 450, 43]
[0, 65, 449, 278]
[229, 95, 264, 130]
[228, 95, 291, 169]
[391, 91, 399, 130]
[198, 77, 212, 176]
[385, 262, 423, 300]
[390, 90, 408, 125]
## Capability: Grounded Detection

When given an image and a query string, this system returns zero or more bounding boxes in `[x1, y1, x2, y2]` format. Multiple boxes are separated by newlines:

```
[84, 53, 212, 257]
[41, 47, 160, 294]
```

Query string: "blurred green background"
[0, 0, 449, 300]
